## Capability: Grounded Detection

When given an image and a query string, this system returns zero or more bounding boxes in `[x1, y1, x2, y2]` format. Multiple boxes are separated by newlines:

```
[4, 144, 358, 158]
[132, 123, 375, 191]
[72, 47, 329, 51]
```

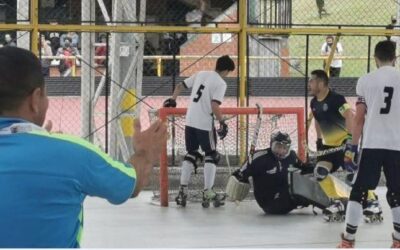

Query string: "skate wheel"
[202, 201, 210, 208]
[333, 215, 339, 222]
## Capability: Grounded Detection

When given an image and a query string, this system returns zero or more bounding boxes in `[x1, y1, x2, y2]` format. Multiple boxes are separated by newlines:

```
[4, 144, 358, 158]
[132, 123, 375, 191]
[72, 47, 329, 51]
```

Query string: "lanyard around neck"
[0, 122, 45, 135]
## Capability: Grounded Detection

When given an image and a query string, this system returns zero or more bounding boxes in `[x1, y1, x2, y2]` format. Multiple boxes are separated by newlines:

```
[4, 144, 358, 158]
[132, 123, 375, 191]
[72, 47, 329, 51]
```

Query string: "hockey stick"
[305, 143, 345, 157]
[223, 104, 262, 175]
[222, 139, 232, 175]
[248, 103, 263, 164]
[225, 104, 263, 205]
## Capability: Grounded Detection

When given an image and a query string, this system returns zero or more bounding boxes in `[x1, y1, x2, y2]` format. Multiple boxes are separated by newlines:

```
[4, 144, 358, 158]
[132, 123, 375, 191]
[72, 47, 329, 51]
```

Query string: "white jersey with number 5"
[183, 71, 227, 131]
[357, 65, 400, 150]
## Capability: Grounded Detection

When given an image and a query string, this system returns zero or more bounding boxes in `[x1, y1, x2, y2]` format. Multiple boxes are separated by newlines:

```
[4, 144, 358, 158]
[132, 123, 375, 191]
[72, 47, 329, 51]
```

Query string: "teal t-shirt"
[0, 118, 136, 247]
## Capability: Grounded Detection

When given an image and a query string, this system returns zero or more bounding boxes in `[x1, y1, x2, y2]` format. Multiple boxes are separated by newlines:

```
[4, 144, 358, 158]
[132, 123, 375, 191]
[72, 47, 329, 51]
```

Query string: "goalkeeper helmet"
[270, 132, 291, 160]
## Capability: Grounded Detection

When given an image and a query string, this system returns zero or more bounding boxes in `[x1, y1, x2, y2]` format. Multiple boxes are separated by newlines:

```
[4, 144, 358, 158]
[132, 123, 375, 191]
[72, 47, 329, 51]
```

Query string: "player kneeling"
[226, 132, 349, 220]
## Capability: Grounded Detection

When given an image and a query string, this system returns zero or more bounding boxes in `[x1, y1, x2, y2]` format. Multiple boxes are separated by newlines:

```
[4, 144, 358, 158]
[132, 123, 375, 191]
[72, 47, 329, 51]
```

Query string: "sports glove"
[344, 143, 358, 172]
[163, 98, 177, 108]
[316, 138, 323, 151]
[217, 120, 228, 140]
[232, 169, 249, 183]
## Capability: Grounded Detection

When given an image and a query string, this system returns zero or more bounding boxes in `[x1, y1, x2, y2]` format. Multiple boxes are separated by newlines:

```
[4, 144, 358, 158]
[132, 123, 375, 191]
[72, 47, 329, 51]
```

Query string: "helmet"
[270, 132, 291, 160]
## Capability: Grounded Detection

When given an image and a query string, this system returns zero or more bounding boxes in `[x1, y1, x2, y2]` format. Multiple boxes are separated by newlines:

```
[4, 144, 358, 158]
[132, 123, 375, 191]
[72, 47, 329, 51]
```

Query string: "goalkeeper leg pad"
[289, 171, 331, 209]
[225, 175, 250, 202]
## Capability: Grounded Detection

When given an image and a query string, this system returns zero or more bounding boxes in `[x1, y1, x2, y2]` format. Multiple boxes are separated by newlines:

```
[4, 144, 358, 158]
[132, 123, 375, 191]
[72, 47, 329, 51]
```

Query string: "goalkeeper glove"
[344, 143, 358, 172]
[217, 120, 228, 140]
[163, 98, 177, 108]
[232, 169, 249, 183]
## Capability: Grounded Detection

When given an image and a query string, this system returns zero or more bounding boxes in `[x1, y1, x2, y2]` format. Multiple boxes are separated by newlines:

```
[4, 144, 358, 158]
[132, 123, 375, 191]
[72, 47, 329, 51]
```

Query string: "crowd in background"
[0, 31, 107, 77]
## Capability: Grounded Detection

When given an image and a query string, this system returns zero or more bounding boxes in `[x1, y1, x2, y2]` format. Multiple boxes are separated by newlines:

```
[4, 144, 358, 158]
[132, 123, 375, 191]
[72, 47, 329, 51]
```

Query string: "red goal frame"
[158, 107, 305, 206]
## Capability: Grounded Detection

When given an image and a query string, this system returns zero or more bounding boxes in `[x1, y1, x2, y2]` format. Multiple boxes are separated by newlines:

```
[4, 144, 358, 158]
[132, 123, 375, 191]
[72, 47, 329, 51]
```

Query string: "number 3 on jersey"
[380, 86, 394, 114]
[193, 84, 205, 102]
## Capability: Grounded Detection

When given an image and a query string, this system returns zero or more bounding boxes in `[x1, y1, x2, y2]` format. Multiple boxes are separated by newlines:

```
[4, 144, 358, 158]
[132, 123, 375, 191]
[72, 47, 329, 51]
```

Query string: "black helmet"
[270, 132, 291, 159]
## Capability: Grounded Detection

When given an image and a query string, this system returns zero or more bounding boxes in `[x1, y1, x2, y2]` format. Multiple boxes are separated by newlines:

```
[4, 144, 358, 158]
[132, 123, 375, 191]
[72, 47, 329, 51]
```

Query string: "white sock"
[204, 162, 216, 190]
[343, 201, 363, 240]
[180, 160, 194, 186]
[392, 206, 400, 239]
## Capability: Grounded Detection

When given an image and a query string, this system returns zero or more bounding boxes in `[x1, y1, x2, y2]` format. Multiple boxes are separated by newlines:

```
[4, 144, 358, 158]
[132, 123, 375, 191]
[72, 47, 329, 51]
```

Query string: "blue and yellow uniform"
[311, 90, 351, 171]
[0, 118, 136, 248]
[311, 90, 351, 147]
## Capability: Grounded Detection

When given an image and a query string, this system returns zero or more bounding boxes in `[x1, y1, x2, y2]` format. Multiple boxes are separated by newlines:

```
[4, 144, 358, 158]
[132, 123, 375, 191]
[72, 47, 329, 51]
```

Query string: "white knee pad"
[225, 175, 251, 202]
[314, 163, 330, 181]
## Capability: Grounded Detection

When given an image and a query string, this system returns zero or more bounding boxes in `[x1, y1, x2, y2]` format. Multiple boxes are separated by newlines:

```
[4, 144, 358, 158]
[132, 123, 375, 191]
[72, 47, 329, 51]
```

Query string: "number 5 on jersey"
[193, 84, 205, 102]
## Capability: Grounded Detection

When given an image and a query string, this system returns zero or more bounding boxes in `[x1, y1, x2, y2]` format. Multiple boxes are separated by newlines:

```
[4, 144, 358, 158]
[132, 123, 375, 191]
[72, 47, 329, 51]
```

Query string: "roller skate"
[323, 199, 346, 222]
[175, 186, 188, 207]
[363, 199, 383, 223]
[391, 234, 400, 248]
[201, 189, 226, 208]
[337, 233, 355, 248]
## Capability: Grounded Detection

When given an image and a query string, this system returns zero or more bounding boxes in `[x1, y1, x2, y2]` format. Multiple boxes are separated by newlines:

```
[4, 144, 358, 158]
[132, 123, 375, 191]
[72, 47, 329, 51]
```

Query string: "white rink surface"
[81, 187, 392, 248]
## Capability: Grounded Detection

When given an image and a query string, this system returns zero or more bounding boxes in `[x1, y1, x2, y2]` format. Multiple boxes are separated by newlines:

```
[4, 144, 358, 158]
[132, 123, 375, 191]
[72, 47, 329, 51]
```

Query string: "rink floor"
[81, 187, 392, 248]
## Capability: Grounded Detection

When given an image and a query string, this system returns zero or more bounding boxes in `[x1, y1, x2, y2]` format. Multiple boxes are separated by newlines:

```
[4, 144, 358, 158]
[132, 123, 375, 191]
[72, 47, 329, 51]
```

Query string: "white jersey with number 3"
[183, 71, 227, 131]
[357, 65, 400, 150]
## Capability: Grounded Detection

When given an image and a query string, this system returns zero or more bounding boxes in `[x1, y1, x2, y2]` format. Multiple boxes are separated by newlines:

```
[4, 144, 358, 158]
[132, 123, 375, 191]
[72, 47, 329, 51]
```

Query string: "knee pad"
[314, 163, 330, 181]
[205, 150, 220, 164]
[184, 151, 204, 173]
[349, 187, 368, 204]
[387, 190, 400, 208]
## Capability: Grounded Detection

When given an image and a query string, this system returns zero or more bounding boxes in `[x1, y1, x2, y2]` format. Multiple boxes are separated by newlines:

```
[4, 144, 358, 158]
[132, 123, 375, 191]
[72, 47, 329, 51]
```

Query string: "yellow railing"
[43, 55, 371, 77]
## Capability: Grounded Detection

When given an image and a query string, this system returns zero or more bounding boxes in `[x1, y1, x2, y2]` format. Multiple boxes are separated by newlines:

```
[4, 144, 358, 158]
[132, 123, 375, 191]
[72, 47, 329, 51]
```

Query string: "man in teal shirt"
[0, 46, 167, 247]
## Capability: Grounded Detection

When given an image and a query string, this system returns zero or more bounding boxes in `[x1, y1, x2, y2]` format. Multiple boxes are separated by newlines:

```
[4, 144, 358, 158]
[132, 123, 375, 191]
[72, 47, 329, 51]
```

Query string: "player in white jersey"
[163, 55, 235, 207]
[338, 40, 400, 248]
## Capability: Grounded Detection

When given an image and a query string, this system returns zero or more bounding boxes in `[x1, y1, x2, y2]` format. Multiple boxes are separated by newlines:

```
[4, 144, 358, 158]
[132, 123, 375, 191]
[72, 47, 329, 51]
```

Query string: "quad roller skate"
[363, 199, 383, 223]
[201, 189, 226, 208]
[323, 200, 346, 222]
[175, 186, 188, 207]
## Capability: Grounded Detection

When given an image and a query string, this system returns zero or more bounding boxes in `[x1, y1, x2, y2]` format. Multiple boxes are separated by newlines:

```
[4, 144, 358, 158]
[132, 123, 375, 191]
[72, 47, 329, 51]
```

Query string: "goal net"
[150, 107, 305, 206]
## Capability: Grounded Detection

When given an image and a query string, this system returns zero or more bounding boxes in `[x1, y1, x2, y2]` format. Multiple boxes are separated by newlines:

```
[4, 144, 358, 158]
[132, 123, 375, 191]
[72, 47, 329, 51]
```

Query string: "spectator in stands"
[321, 35, 343, 77]
[386, 16, 398, 43]
[60, 32, 80, 49]
[4, 34, 16, 47]
[46, 20, 61, 55]
[315, 0, 328, 19]
[185, 0, 208, 39]
[95, 34, 107, 66]
[48, 32, 61, 56]
[56, 37, 80, 77]
[39, 35, 53, 77]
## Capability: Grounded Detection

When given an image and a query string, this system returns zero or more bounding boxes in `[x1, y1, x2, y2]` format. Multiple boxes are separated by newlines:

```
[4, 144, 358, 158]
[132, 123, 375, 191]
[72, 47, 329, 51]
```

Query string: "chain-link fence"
[249, 0, 399, 27]
[2, 1, 398, 203]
